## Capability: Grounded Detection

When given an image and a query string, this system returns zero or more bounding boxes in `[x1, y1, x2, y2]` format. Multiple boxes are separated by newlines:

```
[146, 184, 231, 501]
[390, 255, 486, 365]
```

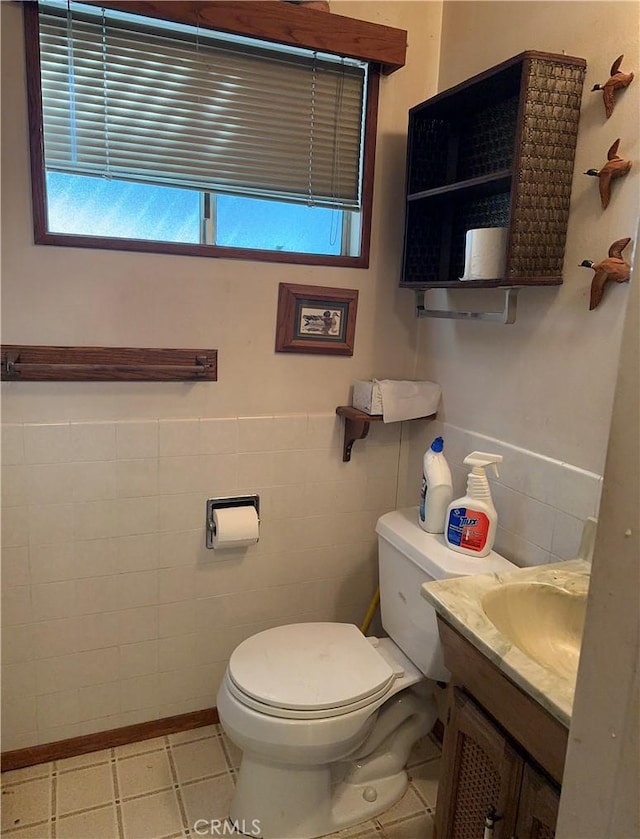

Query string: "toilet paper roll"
[460, 227, 508, 281]
[212, 505, 259, 549]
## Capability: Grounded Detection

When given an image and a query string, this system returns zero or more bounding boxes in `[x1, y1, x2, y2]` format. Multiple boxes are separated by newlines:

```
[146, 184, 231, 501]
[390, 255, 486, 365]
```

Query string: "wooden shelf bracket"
[336, 406, 383, 462]
[336, 405, 437, 462]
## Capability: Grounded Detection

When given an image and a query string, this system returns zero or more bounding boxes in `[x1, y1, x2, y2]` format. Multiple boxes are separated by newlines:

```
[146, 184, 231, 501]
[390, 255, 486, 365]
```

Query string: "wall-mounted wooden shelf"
[336, 406, 383, 462]
[401, 51, 586, 291]
[336, 406, 436, 462]
[0, 346, 218, 382]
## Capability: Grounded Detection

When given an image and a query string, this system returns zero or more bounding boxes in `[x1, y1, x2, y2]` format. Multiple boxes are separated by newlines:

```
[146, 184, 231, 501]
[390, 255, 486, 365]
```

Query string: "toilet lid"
[228, 623, 395, 711]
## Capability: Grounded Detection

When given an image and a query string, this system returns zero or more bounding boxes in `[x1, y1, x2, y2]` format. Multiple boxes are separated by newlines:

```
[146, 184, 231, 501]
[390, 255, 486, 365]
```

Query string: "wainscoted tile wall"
[1, 414, 402, 752]
[398, 419, 603, 566]
[1, 412, 602, 752]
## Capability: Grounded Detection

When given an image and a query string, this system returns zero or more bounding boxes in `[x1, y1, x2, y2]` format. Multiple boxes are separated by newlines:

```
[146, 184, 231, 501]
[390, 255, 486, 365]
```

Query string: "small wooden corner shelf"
[336, 406, 436, 462]
[336, 406, 383, 462]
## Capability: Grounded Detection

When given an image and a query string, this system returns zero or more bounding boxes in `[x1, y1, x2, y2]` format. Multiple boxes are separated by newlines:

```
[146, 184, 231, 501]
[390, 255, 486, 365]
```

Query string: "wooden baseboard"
[3, 705, 441, 774]
[1, 707, 219, 772]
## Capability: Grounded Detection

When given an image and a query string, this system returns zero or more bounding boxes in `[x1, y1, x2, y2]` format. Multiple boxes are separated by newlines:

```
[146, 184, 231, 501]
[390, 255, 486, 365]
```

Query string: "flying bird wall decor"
[580, 237, 632, 311]
[591, 55, 634, 119]
[584, 139, 632, 209]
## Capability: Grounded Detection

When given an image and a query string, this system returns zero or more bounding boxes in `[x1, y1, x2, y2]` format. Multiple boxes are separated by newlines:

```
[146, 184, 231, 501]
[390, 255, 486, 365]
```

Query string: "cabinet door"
[436, 688, 522, 839]
[513, 763, 560, 839]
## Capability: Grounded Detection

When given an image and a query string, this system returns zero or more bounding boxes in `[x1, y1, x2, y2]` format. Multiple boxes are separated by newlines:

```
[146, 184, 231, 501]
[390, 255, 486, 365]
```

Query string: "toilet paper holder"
[206, 494, 260, 549]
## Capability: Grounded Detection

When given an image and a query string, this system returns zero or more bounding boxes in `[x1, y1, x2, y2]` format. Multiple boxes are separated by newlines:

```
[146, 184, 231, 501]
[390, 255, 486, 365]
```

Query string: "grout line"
[56, 757, 112, 774]
[381, 808, 430, 828]
[175, 767, 231, 789]
[219, 735, 237, 772]
[53, 801, 122, 820]
[3, 818, 52, 837]
[0, 767, 54, 789]
[117, 743, 168, 757]
[407, 780, 431, 810]
[51, 766, 58, 838]
[118, 783, 175, 803]
[111, 747, 125, 838]
[167, 739, 190, 834]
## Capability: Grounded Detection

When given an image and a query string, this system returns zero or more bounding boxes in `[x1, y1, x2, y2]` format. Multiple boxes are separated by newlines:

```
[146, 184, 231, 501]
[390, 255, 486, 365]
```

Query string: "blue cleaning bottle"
[419, 437, 453, 533]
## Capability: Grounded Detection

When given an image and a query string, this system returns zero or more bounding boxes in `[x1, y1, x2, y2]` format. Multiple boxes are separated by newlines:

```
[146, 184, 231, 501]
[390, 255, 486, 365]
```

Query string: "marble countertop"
[421, 559, 591, 727]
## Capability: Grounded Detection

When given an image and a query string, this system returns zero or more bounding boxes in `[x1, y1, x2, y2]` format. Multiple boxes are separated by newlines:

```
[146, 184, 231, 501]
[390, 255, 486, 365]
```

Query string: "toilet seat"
[227, 623, 400, 719]
[225, 672, 396, 720]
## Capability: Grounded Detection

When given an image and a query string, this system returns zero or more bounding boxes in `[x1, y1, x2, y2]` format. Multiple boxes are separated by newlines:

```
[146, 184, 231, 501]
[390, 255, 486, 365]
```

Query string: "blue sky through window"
[46, 173, 345, 255]
[46, 173, 201, 243]
[216, 195, 343, 255]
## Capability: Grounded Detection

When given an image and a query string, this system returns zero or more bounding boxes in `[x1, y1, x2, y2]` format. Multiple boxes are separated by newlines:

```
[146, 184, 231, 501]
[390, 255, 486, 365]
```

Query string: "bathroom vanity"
[421, 560, 589, 839]
[435, 619, 564, 838]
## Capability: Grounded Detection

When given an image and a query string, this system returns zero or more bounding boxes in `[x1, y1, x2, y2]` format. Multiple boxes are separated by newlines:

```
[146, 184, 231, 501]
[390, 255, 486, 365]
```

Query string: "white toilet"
[217, 508, 516, 839]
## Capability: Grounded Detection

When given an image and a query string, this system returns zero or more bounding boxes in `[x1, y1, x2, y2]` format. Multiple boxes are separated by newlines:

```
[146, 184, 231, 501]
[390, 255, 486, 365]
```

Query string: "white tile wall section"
[398, 419, 603, 567]
[1, 413, 399, 750]
[2, 411, 601, 750]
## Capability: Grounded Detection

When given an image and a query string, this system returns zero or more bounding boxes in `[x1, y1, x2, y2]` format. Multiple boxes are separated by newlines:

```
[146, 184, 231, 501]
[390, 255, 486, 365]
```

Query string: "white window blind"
[38, 2, 367, 209]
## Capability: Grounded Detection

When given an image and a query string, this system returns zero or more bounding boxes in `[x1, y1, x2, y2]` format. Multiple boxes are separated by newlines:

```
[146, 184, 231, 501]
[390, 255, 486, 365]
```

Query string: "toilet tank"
[375, 508, 516, 681]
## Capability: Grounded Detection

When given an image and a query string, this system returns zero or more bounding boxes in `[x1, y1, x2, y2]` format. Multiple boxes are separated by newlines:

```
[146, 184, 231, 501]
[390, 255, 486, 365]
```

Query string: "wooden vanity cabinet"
[515, 764, 561, 839]
[436, 688, 521, 838]
[436, 689, 560, 838]
[434, 618, 566, 839]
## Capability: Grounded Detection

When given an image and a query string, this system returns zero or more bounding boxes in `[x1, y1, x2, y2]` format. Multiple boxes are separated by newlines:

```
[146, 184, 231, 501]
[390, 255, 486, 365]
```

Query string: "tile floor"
[1, 724, 440, 839]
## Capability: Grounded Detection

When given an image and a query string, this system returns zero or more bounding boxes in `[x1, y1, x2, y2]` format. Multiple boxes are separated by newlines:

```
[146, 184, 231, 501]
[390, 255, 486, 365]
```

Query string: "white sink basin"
[481, 581, 586, 682]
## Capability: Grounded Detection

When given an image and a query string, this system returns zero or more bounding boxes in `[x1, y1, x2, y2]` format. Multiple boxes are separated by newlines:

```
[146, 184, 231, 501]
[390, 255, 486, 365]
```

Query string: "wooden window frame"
[23, 1, 406, 268]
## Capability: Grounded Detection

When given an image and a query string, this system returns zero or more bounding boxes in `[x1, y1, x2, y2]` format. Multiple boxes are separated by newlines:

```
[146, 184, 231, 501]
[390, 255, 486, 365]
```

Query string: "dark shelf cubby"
[401, 51, 586, 290]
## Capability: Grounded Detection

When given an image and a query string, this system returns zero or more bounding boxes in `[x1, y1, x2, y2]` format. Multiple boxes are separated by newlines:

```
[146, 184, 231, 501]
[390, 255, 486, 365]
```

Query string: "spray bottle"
[419, 436, 453, 533]
[445, 452, 503, 557]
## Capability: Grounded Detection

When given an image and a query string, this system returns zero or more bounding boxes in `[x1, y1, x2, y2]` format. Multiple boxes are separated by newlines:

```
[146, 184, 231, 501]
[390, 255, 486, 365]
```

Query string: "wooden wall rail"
[0, 346, 218, 382]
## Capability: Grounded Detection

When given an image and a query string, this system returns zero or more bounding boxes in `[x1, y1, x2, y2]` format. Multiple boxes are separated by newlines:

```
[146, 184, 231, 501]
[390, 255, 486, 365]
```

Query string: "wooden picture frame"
[275, 283, 359, 355]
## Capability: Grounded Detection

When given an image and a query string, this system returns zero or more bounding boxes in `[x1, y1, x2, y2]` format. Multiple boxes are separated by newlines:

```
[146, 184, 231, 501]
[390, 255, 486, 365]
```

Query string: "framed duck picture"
[275, 283, 358, 356]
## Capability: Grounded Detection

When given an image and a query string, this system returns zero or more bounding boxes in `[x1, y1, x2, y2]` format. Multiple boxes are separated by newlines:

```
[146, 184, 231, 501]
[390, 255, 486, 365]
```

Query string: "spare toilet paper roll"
[460, 227, 508, 281]
[212, 505, 259, 549]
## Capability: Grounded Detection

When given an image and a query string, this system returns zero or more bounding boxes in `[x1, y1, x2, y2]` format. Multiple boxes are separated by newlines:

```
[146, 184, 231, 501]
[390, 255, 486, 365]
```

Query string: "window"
[25, 0, 383, 266]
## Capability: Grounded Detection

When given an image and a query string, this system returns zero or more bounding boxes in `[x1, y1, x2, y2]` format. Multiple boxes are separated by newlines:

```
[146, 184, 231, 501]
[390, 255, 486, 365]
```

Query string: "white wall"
[0, 0, 443, 424]
[557, 234, 639, 838]
[416, 1, 639, 474]
[0, 1, 444, 750]
[1, 413, 402, 748]
[1, 0, 638, 753]
[430, 5, 639, 828]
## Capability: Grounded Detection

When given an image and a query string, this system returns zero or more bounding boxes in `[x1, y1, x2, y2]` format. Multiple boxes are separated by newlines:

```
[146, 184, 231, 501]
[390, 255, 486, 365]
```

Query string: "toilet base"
[229, 687, 437, 839]
[230, 755, 409, 839]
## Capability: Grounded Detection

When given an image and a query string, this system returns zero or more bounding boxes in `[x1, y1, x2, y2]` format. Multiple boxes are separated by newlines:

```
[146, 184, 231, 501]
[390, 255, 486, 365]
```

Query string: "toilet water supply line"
[360, 588, 380, 634]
